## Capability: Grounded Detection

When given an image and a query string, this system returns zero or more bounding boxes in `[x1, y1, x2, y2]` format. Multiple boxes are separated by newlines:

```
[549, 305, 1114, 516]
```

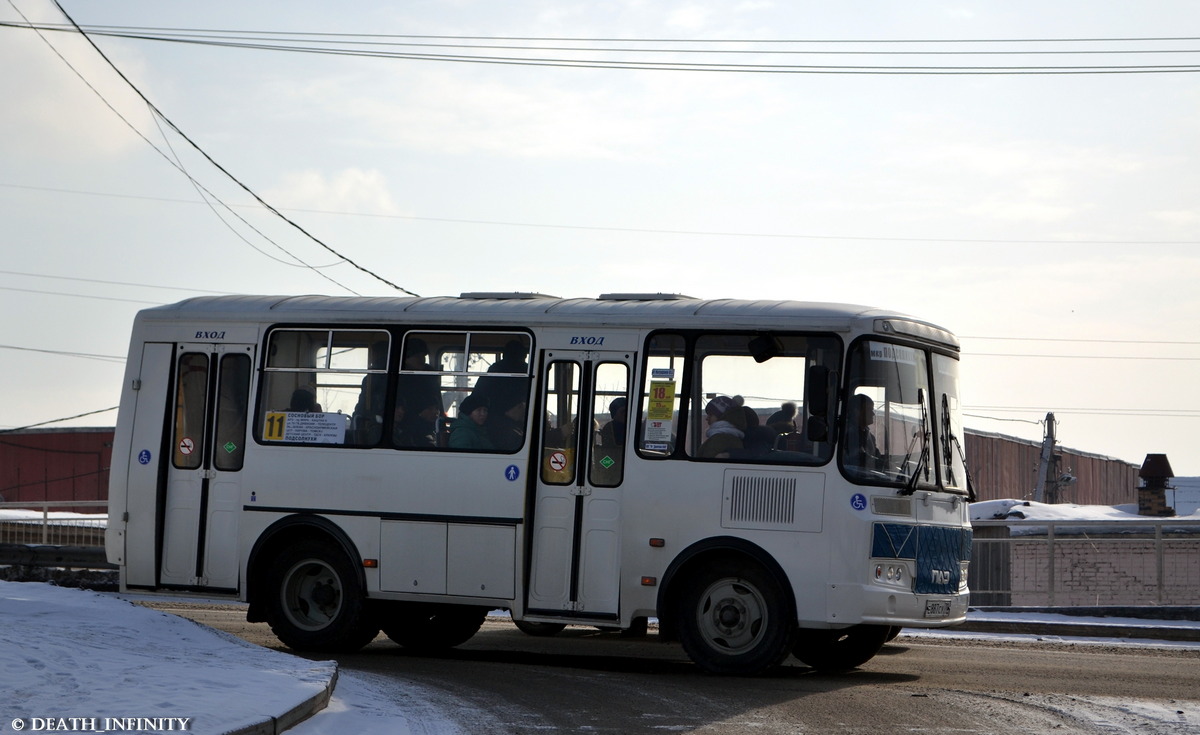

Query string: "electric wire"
[0, 344, 125, 362]
[7, 2, 417, 295]
[0, 269, 239, 295]
[5, 21, 1200, 74]
[0, 285, 162, 306]
[5, 182, 1200, 247]
[3, 3, 355, 281]
[47, 0, 417, 295]
[0, 407, 118, 434]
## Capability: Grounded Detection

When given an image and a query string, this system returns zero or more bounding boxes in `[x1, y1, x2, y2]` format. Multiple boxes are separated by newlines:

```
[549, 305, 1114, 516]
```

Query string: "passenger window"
[637, 333, 686, 457]
[258, 329, 389, 446]
[688, 333, 839, 464]
[400, 331, 532, 453]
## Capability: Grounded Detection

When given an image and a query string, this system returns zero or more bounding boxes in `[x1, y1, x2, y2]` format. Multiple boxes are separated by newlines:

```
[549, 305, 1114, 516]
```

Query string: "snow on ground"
[1, 581, 337, 734]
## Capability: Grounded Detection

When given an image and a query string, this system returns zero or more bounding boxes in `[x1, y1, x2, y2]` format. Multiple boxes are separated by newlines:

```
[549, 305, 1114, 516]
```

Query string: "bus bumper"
[827, 582, 971, 628]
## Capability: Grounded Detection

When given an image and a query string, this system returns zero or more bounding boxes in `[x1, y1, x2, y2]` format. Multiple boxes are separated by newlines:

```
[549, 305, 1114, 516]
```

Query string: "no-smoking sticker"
[548, 451, 567, 471]
[178, 437, 195, 456]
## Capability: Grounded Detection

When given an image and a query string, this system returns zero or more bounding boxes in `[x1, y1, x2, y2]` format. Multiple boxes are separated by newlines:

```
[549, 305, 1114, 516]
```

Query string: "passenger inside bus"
[288, 387, 321, 413]
[697, 395, 746, 458]
[739, 407, 778, 458]
[599, 397, 627, 447]
[353, 342, 389, 443]
[766, 402, 798, 434]
[844, 393, 884, 471]
[395, 338, 442, 447]
[448, 393, 495, 450]
[468, 339, 531, 450]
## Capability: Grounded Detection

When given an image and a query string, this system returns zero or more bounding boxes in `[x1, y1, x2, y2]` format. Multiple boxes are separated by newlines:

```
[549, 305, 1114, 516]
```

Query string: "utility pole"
[1034, 412, 1056, 503]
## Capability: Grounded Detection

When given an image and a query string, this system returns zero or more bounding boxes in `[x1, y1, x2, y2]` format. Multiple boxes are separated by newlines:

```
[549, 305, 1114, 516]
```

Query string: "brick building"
[0, 428, 113, 506]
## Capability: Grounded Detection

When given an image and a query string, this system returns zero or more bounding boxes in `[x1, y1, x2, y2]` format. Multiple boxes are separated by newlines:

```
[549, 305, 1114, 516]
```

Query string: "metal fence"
[971, 518, 1200, 607]
[0, 500, 108, 547]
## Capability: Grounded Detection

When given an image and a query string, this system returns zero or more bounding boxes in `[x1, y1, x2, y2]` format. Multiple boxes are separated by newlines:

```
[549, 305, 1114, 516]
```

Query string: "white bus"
[105, 293, 973, 675]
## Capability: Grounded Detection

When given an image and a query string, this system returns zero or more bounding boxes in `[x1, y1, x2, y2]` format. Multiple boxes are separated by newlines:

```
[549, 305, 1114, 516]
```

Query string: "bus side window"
[405, 331, 531, 454]
[257, 328, 389, 447]
[638, 333, 686, 457]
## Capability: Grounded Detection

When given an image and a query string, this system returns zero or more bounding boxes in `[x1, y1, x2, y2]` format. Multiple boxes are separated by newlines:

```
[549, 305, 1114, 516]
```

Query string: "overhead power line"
[966, 352, 1200, 361]
[963, 335, 1200, 345]
[5, 3, 419, 296]
[0, 407, 119, 434]
[0, 344, 125, 363]
[5, 181, 1200, 247]
[0, 268, 240, 295]
[5, 21, 1200, 74]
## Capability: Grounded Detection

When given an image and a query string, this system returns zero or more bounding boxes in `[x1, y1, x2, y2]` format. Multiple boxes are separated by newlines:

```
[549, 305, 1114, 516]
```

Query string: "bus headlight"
[875, 563, 907, 586]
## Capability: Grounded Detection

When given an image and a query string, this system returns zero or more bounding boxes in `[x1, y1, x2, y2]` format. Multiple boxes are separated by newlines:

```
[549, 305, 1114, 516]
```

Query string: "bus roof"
[135, 294, 959, 349]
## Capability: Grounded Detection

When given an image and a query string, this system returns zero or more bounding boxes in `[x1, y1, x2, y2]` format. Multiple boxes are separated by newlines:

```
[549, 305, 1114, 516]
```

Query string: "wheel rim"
[281, 558, 343, 631]
[694, 577, 768, 654]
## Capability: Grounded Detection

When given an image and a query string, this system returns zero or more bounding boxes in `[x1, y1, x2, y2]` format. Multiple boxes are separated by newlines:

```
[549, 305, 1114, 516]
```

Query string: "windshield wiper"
[899, 392, 930, 496]
[941, 393, 977, 502]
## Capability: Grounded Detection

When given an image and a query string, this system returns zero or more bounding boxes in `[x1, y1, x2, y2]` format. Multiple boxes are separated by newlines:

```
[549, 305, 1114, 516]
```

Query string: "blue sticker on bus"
[850, 493, 867, 511]
[138, 450, 152, 465]
[505, 465, 520, 482]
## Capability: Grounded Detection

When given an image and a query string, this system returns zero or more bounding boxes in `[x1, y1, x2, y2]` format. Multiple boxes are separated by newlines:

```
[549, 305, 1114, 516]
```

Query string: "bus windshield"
[842, 340, 936, 490]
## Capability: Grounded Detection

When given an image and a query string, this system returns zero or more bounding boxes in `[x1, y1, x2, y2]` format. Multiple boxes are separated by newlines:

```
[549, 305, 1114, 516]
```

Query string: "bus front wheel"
[792, 624, 889, 672]
[264, 539, 379, 653]
[675, 560, 795, 675]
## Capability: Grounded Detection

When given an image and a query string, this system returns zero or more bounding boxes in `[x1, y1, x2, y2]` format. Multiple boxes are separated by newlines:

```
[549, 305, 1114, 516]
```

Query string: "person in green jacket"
[448, 393, 495, 450]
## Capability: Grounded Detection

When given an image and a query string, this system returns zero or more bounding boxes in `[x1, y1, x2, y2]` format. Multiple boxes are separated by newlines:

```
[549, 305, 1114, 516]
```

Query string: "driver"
[844, 393, 884, 470]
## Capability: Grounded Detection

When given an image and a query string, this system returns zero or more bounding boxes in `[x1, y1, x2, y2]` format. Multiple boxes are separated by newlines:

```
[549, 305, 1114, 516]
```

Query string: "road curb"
[221, 664, 339, 735]
[949, 619, 1200, 642]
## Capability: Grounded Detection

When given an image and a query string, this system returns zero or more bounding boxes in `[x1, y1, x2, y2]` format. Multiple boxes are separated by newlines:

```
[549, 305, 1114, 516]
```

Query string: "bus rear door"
[527, 351, 632, 620]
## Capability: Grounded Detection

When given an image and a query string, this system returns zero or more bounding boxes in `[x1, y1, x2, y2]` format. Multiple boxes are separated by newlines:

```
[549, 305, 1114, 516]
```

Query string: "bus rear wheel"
[382, 604, 488, 652]
[792, 624, 890, 672]
[265, 539, 379, 653]
[675, 560, 795, 676]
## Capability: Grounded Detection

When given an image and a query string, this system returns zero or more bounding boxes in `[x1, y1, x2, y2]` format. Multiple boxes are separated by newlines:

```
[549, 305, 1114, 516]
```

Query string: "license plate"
[924, 600, 952, 618]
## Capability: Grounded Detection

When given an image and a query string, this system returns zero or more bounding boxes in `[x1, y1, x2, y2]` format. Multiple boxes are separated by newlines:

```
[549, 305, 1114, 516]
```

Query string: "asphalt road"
[155, 603, 1200, 734]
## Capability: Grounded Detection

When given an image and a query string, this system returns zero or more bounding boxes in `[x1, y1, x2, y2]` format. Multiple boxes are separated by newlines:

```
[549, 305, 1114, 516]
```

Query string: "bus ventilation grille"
[727, 475, 797, 525]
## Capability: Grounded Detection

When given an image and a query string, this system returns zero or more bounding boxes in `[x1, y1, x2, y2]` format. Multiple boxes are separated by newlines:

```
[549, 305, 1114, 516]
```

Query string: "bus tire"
[514, 620, 567, 637]
[382, 604, 487, 652]
[265, 539, 379, 653]
[675, 560, 795, 676]
[792, 624, 889, 672]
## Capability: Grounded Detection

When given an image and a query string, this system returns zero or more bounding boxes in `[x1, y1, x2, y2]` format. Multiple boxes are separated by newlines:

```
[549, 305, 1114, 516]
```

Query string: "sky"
[3, 580, 1199, 734]
[2, 1, 1199, 476]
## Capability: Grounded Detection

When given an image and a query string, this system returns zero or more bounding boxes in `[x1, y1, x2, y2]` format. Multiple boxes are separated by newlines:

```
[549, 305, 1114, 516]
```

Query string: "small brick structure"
[1138, 453, 1176, 518]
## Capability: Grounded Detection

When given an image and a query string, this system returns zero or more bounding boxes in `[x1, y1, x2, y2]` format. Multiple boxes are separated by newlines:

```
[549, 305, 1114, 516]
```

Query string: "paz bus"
[105, 293, 973, 675]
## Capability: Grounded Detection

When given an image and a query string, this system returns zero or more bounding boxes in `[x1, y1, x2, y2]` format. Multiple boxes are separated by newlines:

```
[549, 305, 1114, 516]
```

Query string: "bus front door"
[527, 351, 632, 620]
[158, 343, 253, 591]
